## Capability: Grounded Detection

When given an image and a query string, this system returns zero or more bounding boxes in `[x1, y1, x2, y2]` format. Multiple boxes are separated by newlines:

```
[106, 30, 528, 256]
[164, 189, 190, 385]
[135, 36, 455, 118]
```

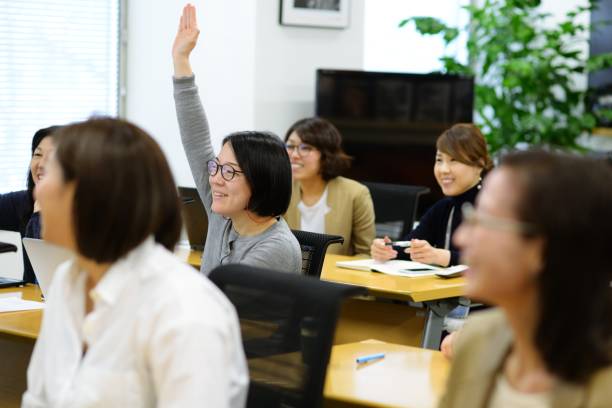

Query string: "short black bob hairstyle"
[53, 118, 182, 263]
[222, 131, 292, 217]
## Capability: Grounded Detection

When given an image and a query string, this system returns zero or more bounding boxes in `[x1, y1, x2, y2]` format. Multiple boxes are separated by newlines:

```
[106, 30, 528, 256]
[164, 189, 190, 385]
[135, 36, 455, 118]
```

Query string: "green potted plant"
[400, 0, 612, 152]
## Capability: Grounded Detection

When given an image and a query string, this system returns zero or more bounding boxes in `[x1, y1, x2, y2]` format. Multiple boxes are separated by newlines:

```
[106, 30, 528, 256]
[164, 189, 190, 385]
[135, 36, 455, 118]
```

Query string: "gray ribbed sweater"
[173, 75, 302, 275]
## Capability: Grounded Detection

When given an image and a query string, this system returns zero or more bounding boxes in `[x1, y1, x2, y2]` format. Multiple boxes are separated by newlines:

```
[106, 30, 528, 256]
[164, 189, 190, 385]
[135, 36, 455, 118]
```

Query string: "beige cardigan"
[283, 176, 375, 256]
[439, 309, 612, 408]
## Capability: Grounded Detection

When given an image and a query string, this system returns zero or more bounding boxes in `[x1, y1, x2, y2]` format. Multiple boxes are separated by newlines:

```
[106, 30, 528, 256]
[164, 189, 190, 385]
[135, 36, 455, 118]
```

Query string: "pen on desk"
[356, 352, 385, 364]
[384, 241, 411, 247]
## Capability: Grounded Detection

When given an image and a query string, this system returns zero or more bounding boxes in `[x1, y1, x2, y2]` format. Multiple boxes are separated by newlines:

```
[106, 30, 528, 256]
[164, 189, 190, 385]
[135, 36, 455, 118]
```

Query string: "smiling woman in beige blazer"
[439, 150, 612, 408]
[283, 118, 375, 256]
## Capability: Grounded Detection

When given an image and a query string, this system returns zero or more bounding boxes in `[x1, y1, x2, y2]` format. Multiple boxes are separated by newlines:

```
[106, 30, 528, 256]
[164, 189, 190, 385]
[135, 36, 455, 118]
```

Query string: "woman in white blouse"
[22, 118, 248, 408]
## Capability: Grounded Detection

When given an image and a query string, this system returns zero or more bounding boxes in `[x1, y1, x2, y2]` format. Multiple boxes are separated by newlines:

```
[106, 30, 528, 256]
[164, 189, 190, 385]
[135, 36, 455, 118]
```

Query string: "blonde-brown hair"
[436, 123, 492, 171]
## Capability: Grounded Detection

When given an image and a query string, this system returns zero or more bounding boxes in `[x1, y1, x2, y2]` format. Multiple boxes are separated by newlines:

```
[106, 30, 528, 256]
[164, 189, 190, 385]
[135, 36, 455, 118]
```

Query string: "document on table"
[335, 259, 467, 278]
[0, 294, 44, 313]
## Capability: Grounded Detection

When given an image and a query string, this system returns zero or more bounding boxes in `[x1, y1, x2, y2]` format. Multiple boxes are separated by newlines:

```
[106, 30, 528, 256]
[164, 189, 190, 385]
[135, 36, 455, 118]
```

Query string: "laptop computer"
[178, 186, 208, 251]
[22, 238, 73, 298]
[0, 230, 25, 288]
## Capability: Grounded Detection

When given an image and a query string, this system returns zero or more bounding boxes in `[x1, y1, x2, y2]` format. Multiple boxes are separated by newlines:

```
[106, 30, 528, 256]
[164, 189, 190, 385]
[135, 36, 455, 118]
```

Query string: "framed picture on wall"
[280, 0, 350, 29]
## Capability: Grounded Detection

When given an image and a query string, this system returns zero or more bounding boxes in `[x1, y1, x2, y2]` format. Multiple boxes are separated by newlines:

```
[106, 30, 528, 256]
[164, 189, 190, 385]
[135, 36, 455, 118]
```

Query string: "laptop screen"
[22, 238, 73, 298]
[178, 187, 208, 251]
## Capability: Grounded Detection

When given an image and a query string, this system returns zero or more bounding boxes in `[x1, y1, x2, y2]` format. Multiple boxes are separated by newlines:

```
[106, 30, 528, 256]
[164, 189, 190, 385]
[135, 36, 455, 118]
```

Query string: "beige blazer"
[439, 309, 612, 408]
[283, 176, 375, 256]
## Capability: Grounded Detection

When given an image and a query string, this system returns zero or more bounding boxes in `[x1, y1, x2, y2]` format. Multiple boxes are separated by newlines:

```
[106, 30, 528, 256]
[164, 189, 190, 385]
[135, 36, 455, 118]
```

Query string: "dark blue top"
[398, 184, 480, 266]
[0, 190, 40, 283]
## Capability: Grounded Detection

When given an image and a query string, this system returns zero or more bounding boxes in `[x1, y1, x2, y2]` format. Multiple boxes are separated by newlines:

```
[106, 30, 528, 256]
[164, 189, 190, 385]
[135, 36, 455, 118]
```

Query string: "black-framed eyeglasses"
[206, 160, 244, 181]
[461, 202, 537, 235]
[285, 142, 315, 157]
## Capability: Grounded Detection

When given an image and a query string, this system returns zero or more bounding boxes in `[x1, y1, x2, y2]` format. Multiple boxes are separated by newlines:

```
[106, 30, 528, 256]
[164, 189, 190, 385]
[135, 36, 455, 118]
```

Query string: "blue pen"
[356, 352, 385, 364]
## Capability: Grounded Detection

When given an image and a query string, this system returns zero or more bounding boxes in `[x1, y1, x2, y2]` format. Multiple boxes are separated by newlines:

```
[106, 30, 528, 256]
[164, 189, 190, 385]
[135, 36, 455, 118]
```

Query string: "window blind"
[0, 0, 120, 194]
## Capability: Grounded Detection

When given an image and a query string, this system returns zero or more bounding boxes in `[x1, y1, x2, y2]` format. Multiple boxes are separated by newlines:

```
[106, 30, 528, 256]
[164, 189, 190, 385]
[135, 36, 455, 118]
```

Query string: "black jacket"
[0, 190, 40, 283]
[399, 184, 480, 266]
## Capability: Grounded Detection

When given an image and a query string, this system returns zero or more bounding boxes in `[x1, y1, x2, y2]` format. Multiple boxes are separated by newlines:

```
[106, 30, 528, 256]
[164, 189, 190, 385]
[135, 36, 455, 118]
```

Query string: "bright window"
[363, 0, 469, 74]
[0, 0, 120, 193]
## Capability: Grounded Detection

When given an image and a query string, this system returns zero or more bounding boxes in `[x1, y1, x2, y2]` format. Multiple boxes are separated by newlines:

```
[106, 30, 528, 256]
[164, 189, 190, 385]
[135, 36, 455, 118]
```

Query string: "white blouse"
[298, 187, 330, 234]
[23, 238, 248, 408]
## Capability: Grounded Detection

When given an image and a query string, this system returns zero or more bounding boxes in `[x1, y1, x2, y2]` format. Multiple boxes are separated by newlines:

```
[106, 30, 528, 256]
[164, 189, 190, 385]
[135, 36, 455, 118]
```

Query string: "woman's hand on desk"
[172, 4, 200, 77]
[407, 239, 450, 266]
[370, 236, 397, 262]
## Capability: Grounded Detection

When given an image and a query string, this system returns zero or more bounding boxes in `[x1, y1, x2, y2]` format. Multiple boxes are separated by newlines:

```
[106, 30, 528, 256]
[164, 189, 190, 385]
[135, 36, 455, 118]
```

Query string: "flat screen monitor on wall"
[315, 69, 474, 145]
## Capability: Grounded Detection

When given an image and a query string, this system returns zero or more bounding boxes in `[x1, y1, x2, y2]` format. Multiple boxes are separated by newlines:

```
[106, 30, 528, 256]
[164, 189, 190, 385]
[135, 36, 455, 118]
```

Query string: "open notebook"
[336, 259, 467, 278]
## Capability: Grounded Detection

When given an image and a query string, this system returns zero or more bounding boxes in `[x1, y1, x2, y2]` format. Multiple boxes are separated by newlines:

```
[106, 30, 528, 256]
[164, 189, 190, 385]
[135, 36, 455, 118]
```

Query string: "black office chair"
[209, 264, 366, 408]
[363, 182, 430, 239]
[291, 230, 344, 278]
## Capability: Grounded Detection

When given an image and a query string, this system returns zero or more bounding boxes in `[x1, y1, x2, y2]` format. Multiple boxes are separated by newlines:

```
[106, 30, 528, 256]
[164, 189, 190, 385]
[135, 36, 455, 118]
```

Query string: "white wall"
[125, 0, 257, 187]
[125, 0, 365, 187]
[363, 0, 469, 73]
[253, 0, 365, 136]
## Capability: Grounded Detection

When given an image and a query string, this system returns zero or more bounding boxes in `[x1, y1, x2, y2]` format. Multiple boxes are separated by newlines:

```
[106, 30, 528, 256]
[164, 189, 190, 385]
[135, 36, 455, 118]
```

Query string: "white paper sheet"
[0, 296, 45, 313]
[336, 258, 467, 278]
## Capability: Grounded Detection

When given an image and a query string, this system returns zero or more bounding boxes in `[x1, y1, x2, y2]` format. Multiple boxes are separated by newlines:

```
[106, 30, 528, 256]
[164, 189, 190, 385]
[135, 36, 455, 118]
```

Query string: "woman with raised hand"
[439, 150, 612, 407]
[283, 117, 375, 255]
[23, 118, 248, 408]
[371, 123, 492, 266]
[0, 125, 60, 282]
[172, 4, 302, 275]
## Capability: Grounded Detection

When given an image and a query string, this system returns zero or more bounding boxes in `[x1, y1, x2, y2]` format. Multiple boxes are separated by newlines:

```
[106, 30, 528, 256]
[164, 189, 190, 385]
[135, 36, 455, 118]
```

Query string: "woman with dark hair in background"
[371, 123, 493, 266]
[0, 125, 60, 282]
[439, 150, 612, 406]
[283, 117, 375, 255]
[172, 4, 301, 275]
[23, 118, 248, 407]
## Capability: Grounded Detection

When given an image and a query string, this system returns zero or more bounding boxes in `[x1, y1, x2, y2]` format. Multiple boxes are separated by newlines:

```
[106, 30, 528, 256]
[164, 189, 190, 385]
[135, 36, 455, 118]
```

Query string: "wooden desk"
[324, 340, 449, 408]
[174, 245, 202, 270]
[321, 254, 465, 303]
[0, 287, 450, 408]
[323, 254, 466, 350]
[178, 250, 466, 349]
[179, 250, 466, 303]
[0, 285, 44, 408]
[246, 339, 449, 408]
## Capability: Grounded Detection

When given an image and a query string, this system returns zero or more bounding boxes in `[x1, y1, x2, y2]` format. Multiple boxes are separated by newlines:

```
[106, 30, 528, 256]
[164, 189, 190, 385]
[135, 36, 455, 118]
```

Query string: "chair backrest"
[362, 182, 430, 239]
[209, 264, 366, 408]
[291, 230, 344, 278]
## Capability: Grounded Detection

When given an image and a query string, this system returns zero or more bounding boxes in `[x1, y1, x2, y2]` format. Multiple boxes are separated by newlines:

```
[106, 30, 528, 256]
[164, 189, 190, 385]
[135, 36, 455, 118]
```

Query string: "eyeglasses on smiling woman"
[285, 142, 316, 157]
[206, 160, 244, 181]
[461, 202, 538, 235]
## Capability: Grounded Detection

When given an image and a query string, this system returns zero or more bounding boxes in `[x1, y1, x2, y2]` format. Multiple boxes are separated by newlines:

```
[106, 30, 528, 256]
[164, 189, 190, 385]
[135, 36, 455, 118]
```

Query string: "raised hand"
[172, 4, 200, 77]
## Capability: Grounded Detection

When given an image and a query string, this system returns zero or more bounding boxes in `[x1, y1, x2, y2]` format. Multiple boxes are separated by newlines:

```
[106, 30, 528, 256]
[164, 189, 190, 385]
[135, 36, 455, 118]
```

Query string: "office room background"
[0, 0, 599, 194]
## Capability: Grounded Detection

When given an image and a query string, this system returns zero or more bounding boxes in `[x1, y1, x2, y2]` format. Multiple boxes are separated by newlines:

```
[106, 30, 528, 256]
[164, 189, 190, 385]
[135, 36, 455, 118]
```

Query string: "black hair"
[222, 131, 292, 217]
[26, 126, 62, 194]
[19, 126, 61, 231]
[500, 150, 612, 383]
